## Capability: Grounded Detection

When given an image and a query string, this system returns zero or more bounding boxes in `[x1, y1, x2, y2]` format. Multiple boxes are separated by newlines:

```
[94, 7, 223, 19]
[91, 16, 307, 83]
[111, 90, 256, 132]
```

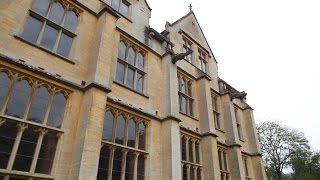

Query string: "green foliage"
[291, 150, 320, 180]
[257, 121, 310, 180]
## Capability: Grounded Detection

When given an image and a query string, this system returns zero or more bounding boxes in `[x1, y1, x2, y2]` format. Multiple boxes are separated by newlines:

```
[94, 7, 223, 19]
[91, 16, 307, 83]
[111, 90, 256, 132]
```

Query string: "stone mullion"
[134, 120, 139, 149]
[192, 139, 196, 164]
[3, 175, 9, 180]
[23, 82, 37, 120]
[0, 74, 17, 115]
[35, 19, 47, 44]
[0, 118, 5, 127]
[133, 152, 139, 180]
[7, 123, 28, 170]
[186, 164, 191, 180]
[143, 154, 148, 180]
[194, 166, 198, 180]
[30, 128, 47, 173]
[121, 150, 129, 180]
[42, 90, 54, 126]
[112, 112, 119, 143]
[124, 115, 129, 146]
[107, 147, 115, 180]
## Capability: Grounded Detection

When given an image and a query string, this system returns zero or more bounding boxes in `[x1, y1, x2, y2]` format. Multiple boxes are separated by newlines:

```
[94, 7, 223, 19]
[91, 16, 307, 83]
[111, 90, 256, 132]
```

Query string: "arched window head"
[115, 115, 125, 144]
[138, 122, 146, 150]
[137, 53, 144, 69]
[48, 2, 65, 24]
[28, 86, 50, 124]
[32, 0, 50, 16]
[47, 92, 67, 128]
[127, 119, 136, 148]
[118, 41, 126, 60]
[181, 78, 186, 94]
[102, 111, 114, 141]
[128, 47, 135, 65]
[63, 11, 78, 32]
[0, 72, 11, 108]
[6, 79, 31, 119]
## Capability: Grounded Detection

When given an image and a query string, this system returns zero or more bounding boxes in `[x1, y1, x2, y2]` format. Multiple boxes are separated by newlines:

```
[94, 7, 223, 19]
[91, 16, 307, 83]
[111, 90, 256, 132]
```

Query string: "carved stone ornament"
[230, 91, 247, 100]
[171, 50, 193, 64]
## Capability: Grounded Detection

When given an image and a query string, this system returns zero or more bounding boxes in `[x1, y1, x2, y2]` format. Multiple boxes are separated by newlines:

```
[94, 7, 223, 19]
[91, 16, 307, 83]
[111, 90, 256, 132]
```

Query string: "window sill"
[14, 35, 75, 65]
[179, 112, 198, 121]
[0, 167, 55, 179]
[215, 128, 225, 133]
[113, 81, 149, 99]
[183, 58, 210, 77]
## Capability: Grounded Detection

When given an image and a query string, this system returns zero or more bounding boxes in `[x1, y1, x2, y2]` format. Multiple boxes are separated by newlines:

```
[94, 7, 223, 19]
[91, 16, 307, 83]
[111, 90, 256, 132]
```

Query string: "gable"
[169, 11, 214, 58]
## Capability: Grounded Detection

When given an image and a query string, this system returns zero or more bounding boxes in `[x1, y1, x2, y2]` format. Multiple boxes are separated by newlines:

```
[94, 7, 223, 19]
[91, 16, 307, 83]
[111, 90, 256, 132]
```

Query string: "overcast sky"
[148, 0, 320, 151]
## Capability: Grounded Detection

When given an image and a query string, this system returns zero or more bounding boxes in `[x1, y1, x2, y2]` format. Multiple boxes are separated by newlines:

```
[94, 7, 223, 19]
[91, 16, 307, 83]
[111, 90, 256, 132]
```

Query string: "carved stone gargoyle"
[230, 91, 247, 100]
[172, 50, 193, 64]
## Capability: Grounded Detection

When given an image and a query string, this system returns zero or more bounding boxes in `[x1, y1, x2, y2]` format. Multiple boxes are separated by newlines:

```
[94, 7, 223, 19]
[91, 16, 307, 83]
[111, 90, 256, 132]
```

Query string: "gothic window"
[6, 79, 31, 118]
[115, 39, 146, 93]
[97, 107, 148, 180]
[198, 50, 207, 73]
[218, 147, 230, 180]
[234, 107, 244, 140]
[181, 133, 202, 180]
[111, 0, 130, 17]
[115, 114, 125, 145]
[178, 73, 194, 117]
[0, 68, 69, 178]
[27, 86, 50, 124]
[212, 94, 221, 130]
[183, 38, 192, 63]
[21, 0, 80, 58]
[0, 72, 11, 108]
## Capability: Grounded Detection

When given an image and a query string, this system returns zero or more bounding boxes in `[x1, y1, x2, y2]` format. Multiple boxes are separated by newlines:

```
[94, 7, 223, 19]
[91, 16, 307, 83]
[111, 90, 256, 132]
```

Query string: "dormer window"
[198, 49, 207, 73]
[111, 0, 130, 17]
[183, 38, 192, 63]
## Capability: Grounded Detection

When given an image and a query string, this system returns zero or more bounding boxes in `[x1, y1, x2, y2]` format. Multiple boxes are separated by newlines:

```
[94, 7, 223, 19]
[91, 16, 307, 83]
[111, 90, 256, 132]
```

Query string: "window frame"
[111, 0, 131, 17]
[178, 73, 194, 117]
[212, 93, 222, 131]
[0, 67, 70, 179]
[198, 49, 207, 73]
[115, 38, 147, 94]
[218, 146, 230, 180]
[234, 107, 244, 141]
[180, 133, 202, 180]
[183, 38, 193, 63]
[98, 106, 149, 180]
[19, 0, 81, 59]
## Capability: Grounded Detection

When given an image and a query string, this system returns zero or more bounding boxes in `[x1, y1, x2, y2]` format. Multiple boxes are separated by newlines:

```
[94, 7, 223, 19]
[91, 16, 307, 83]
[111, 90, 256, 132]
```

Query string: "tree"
[256, 122, 310, 180]
[290, 150, 320, 180]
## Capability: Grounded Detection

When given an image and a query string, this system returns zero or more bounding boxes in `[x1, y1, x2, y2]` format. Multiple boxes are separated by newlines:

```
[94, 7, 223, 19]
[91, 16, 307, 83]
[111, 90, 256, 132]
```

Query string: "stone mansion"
[0, 0, 266, 179]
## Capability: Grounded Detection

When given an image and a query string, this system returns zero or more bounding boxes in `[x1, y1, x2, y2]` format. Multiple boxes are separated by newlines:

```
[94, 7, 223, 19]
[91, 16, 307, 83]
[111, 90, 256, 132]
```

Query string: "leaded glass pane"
[48, 2, 64, 24]
[27, 86, 49, 124]
[0, 72, 10, 108]
[97, 146, 110, 180]
[47, 93, 66, 128]
[63, 11, 77, 32]
[111, 0, 120, 10]
[127, 119, 135, 148]
[126, 68, 134, 88]
[57, 32, 73, 57]
[0, 122, 17, 169]
[116, 62, 125, 83]
[40, 25, 58, 50]
[21, 16, 43, 43]
[136, 73, 143, 93]
[128, 47, 135, 65]
[115, 115, 125, 145]
[112, 149, 123, 180]
[102, 111, 114, 142]
[35, 132, 58, 174]
[138, 122, 145, 150]
[119, 2, 129, 16]
[118, 41, 126, 60]
[6, 80, 31, 119]
[125, 151, 134, 180]
[13, 127, 38, 172]
[137, 53, 144, 69]
[137, 155, 145, 180]
[32, 0, 50, 16]
[181, 137, 186, 161]
[189, 139, 193, 162]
